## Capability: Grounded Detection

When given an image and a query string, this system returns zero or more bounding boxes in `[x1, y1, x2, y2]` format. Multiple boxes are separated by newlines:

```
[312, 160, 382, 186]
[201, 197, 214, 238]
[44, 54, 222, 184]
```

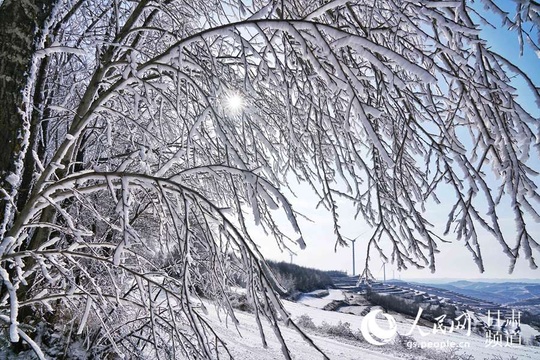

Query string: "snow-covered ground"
[284, 299, 540, 359]
[296, 289, 346, 309]
[201, 291, 540, 359]
[203, 303, 414, 360]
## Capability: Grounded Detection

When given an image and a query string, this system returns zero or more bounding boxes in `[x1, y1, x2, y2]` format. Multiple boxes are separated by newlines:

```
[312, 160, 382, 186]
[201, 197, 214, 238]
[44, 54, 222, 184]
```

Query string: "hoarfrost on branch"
[0, 0, 538, 358]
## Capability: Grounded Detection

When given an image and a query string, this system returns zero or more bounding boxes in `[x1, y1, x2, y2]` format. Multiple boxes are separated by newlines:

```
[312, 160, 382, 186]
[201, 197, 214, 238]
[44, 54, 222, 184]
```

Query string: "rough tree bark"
[0, 0, 57, 351]
[0, 0, 56, 227]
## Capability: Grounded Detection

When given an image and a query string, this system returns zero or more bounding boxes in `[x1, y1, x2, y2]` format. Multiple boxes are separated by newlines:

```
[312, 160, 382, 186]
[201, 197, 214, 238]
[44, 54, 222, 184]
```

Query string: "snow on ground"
[203, 303, 415, 360]
[282, 298, 540, 360]
[337, 305, 367, 316]
[296, 289, 345, 309]
[286, 300, 367, 327]
[199, 290, 540, 360]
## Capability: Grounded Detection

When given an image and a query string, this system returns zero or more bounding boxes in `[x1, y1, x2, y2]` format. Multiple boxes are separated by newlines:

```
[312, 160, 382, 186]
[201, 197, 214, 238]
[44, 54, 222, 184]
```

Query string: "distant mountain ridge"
[404, 278, 540, 284]
[509, 297, 540, 306]
[423, 280, 540, 305]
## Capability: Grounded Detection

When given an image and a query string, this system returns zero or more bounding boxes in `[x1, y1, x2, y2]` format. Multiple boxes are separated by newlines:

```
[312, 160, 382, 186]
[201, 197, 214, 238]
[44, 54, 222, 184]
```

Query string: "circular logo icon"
[360, 309, 398, 346]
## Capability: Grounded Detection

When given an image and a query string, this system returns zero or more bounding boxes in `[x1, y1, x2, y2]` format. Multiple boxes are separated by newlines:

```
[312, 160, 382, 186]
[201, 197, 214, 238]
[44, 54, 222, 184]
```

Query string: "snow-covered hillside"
[296, 289, 346, 309]
[202, 291, 540, 359]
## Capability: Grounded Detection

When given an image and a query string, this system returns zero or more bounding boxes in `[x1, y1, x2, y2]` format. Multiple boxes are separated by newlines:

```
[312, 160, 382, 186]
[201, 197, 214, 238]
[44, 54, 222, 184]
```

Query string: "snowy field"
[201, 292, 540, 360]
[203, 302, 412, 360]
[296, 289, 346, 309]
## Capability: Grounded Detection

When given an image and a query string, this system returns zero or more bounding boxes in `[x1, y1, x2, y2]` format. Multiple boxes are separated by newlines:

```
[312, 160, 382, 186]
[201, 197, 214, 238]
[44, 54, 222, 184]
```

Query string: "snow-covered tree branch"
[0, 0, 539, 357]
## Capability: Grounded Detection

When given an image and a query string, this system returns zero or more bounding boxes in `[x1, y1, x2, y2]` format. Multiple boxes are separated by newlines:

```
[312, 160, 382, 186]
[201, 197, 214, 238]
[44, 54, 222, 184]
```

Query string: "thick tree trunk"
[0, 0, 57, 351]
[0, 0, 55, 230]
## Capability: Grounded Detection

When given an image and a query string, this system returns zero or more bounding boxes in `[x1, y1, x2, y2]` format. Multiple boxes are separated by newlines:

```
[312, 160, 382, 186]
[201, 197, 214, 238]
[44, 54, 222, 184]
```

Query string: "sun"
[225, 92, 245, 115]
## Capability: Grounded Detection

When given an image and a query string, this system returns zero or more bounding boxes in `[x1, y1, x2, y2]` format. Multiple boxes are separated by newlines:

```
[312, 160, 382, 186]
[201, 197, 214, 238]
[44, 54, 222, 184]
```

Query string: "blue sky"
[472, 0, 540, 117]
